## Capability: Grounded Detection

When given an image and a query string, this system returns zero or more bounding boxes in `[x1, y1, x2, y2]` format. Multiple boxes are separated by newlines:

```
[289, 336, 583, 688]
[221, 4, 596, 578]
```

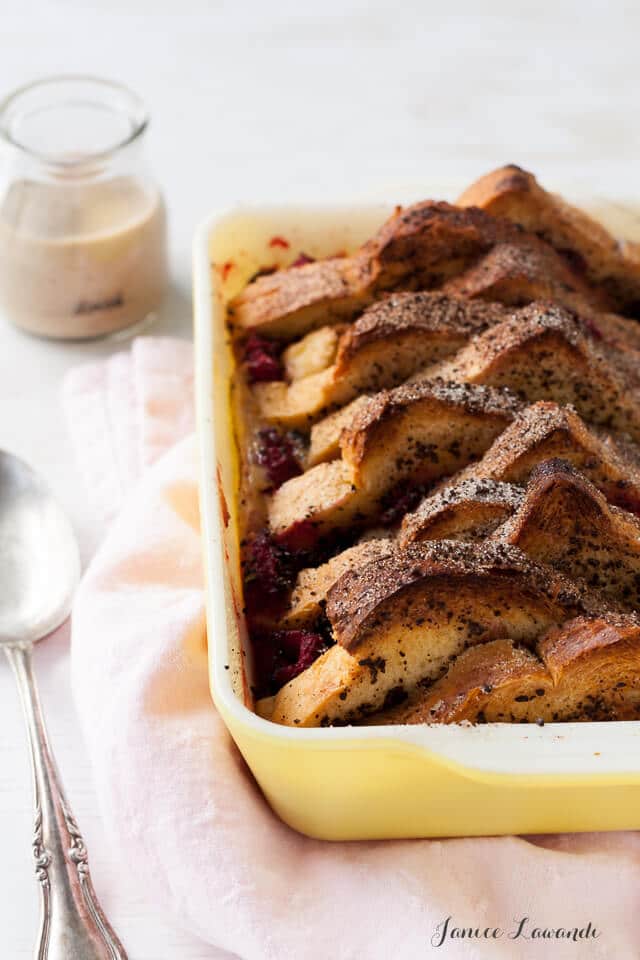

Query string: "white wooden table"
[1, 1, 638, 956]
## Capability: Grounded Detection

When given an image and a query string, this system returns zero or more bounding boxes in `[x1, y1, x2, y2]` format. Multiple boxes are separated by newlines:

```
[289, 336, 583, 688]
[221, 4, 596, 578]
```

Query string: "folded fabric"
[62, 337, 194, 526]
[67, 339, 640, 960]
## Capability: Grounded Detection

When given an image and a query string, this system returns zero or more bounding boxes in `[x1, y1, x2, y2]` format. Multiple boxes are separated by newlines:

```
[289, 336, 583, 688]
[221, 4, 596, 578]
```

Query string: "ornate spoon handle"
[5, 643, 128, 960]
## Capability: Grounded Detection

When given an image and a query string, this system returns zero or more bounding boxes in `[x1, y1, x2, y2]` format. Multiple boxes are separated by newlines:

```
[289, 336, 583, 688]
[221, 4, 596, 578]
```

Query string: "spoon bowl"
[0, 450, 80, 645]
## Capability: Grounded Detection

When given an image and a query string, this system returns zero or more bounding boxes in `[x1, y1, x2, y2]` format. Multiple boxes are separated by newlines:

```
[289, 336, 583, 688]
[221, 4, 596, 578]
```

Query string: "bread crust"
[442, 236, 608, 315]
[425, 303, 640, 440]
[387, 618, 640, 724]
[230, 200, 606, 337]
[496, 459, 640, 610]
[267, 541, 594, 726]
[235, 171, 640, 723]
[449, 401, 640, 513]
[267, 380, 519, 537]
[252, 292, 511, 428]
[458, 164, 640, 314]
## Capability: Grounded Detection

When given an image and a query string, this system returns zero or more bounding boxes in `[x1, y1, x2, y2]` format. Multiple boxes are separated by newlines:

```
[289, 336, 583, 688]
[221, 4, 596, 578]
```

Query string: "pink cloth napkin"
[66, 337, 640, 960]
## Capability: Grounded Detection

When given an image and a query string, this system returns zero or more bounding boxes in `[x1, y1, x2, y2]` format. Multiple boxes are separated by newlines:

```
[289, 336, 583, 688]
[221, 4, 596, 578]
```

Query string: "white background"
[1, 1, 639, 956]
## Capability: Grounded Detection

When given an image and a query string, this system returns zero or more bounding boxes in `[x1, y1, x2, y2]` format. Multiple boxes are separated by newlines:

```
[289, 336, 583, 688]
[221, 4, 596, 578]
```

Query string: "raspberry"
[241, 531, 294, 623]
[254, 428, 302, 489]
[291, 252, 315, 267]
[273, 631, 327, 687]
[243, 334, 283, 383]
[269, 235, 290, 249]
[250, 629, 327, 695]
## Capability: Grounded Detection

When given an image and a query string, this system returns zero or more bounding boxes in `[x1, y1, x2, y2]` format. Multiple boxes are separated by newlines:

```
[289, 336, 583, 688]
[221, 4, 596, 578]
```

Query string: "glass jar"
[0, 75, 168, 339]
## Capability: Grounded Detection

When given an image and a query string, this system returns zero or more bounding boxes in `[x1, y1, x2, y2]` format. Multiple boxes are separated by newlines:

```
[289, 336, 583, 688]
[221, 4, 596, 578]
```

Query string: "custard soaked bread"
[231, 168, 640, 724]
[279, 456, 640, 640]
[266, 541, 605, 727]
[382, 619, 640, 724]
[458, 164, 640, 314]
[253, 293, 513, 428]
[259, 298, 640, 457]
[434, 401, 640, 514]
[267, 380, 520, 540]
[423, 304, 640, 440]
[231, 201, 613, 339]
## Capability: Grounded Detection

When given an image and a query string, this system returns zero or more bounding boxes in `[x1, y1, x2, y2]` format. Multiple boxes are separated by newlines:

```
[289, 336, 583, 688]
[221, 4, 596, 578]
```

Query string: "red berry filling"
[241, 531, 294, 623]
[254, 428, 303, 489]
[243, 334, 283, 383]
[241, 525, 338, 694]
[273, 630, 327, 687]
[291, 252, 316, 267]
[252, 629, 327, 695]
[269, 235, 290, 249]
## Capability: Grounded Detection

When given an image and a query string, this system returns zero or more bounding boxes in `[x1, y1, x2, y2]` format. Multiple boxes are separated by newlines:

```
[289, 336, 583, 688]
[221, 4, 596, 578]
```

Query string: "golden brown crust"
[496, 458, 640, 610]
[400, 457, 640, 611]
[341, 379, 520, 474]
[449, 401, 640, 513]
[253, 293, 511, 428]
[281, 537, 394, 628]
[268, 381, 520, 537]
[230, 256, 372, 339]
[458, 164, 640, 314]
[442, 237, 608, 314]
[378, 638, 544, 724]
[389, 617, 640, 724]
[425, 303, 640, 440]
[268, 541, 595, 726]
[334, 292, 511, 375]
[230, 200, 605, 338]
[326, 540, 592, 653]
[399, 477, 523, 546]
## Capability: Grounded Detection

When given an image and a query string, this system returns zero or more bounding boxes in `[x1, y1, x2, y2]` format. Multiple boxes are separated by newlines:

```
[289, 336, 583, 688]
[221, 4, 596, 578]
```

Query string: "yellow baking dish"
[194, 197, 640, 840]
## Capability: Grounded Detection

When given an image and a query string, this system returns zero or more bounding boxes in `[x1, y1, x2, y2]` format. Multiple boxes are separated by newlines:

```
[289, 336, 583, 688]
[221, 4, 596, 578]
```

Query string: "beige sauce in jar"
[0, 175, 168, 338]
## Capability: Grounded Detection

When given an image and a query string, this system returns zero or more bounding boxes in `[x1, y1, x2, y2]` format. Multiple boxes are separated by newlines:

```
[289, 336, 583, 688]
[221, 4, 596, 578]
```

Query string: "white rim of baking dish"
[194, 200, 640, 782]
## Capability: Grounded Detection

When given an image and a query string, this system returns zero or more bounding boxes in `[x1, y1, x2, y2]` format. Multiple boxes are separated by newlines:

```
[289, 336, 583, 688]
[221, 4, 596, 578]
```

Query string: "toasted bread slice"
[404, 457, 640, 610]
[496, 459, 640, 610]
[229, 202, 565, 338]
[282, 324, 343, 380]
[450, 401, 640, 514]
[425, 304, 640, 440]
[267, 381, 520, 539]
[251, 368, 337, 430]
[458, 165, 640, 314]
[303, 309, 640, 464]
[280, 537, 394, 628]
[267, 541, 591, 726]
[388, 617, 640, 724]
[399, 478, 523, 546]
[442, 236, 607, 315]
[307, 396, 370, 466]
[253, 293, 513, 428]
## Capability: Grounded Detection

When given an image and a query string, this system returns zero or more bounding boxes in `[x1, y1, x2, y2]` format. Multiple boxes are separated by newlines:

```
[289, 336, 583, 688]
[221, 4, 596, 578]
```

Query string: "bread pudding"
[228, 165, 640, 727]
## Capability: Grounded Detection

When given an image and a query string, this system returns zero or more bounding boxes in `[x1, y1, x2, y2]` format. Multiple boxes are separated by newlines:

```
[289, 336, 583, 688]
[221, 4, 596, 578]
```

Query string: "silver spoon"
[0, 450, 127, 960]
